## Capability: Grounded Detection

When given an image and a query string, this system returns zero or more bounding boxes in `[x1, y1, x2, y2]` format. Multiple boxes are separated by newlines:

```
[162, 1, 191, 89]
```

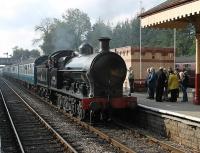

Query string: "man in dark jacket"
[155, 67, 167, 102]
[180, 71, 189, 102]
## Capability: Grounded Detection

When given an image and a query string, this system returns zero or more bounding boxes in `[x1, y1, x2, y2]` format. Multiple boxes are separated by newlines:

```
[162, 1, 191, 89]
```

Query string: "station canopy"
[140, 0, 200, 29]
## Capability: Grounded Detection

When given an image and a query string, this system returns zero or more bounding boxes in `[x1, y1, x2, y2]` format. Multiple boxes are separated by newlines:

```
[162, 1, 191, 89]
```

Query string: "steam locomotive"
[3, 38, 137, 120]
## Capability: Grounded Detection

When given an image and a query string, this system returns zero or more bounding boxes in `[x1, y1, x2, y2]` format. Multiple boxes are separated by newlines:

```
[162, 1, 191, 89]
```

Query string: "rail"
[0, 89, 25, 153]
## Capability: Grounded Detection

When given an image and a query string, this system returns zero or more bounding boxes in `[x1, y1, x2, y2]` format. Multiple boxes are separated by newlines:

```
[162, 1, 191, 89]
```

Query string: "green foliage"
[34, 18, 56, 55]
[63, 9, 91, 49]
[87, 18, 112, 51]
[110, 18, 195, 56]
[176, 24, 195, 56]
[34, 9, 91, 55]
[62, 8, 91, 49]
[12, 46, 40, 60]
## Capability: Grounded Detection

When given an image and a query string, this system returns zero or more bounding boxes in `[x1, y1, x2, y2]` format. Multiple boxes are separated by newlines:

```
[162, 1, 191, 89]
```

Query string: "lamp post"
[174, 28, 176, 70]
[139, 0, 142, 84]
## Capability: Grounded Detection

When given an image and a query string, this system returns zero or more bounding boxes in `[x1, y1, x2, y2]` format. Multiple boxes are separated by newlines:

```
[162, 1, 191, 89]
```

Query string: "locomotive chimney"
[99, 37, 110, 52]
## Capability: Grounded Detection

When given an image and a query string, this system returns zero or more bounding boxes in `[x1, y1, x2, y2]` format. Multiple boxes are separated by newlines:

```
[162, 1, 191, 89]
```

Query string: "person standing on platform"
[180, 71, 189, 102]
[128, 67, 134, 96]
[168, 68, 179, 102]
[148, 67, 156, 99]
[174, 68, 181, 98]
[145, 68, 151, 99]
[163, 68, 169, 101]
[155, 67, 167, 102]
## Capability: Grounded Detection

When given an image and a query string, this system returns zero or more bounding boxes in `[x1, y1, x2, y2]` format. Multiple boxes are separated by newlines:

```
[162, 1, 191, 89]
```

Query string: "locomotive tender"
[3, 38, 137, 120]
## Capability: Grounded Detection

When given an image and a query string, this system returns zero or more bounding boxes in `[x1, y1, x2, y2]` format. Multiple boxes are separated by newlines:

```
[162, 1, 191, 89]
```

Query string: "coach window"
[28, 64, 30, 74]
[32, 64, 34, 74]
[25, 65, 27, 74]
[30, 64, 32, 74]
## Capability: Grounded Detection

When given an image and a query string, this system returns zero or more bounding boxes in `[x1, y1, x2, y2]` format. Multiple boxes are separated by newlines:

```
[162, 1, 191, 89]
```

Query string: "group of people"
[145, 67, 189, 102]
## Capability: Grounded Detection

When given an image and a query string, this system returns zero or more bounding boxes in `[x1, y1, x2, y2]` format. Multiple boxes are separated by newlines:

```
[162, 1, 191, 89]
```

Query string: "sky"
[0, 0, 165, 57]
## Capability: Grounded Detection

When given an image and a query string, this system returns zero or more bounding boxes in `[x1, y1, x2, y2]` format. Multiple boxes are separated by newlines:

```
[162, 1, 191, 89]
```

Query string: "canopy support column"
[193, 25, 200, 104]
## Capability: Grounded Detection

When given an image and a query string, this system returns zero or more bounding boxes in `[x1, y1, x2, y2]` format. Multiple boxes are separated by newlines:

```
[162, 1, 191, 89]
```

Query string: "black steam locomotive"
[3, 38, 137, 120]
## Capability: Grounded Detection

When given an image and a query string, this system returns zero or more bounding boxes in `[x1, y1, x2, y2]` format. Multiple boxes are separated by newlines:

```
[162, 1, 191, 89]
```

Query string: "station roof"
[140, 0, 200, 28]
[140, 0, 193, 17]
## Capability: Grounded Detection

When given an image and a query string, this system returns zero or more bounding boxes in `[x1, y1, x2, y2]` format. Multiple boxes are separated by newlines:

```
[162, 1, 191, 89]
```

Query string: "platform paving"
[129, 89, 200, 121]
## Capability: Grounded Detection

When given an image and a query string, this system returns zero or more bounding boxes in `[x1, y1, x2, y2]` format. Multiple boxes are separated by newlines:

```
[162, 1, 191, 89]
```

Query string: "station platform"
[130, 89, 200, 123]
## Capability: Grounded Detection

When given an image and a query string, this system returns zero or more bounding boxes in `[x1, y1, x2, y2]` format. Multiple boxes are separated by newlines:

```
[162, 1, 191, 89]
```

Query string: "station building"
[111, 46, 174, 90]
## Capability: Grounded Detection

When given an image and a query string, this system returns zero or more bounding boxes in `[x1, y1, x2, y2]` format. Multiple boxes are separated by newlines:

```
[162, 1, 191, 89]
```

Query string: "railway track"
[0, 80, 77, 153]
[0, 91, 20, 153]
[3, 78, 195, 153]
[0, 79, 121, 153]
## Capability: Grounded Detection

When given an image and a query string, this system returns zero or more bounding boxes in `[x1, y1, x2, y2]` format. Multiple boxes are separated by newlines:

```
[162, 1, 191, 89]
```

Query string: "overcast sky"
[0, 0, 164, 57]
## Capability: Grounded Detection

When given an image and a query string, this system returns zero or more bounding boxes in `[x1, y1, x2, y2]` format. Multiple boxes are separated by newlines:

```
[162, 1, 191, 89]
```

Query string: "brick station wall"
[111, 46, 174, 90]
[134, 108, 200, 151]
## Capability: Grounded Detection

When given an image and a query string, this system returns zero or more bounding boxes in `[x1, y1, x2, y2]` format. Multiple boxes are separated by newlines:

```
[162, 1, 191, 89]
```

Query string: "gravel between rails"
[94, 123, 170, 153]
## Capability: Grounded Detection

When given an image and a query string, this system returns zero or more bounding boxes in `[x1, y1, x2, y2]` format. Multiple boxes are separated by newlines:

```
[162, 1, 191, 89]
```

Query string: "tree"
[50, 20, 75, 51]
[176, 24, 195, 56]
[34, 9, 91, 54]
[87, 19, 112, 51]
[30, 49, 40, 58]
[12, 46, 40, 61]
[62, 8, 91, 49]
[34, 18, 56, 55]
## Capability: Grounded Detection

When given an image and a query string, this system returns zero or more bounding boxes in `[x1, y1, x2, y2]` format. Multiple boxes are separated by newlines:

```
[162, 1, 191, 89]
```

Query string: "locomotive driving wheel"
[77, 102, 86, 120]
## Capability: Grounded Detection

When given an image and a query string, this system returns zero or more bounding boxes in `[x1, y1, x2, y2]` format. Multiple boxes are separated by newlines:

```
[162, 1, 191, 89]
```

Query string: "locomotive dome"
[79, 43, 93, 55]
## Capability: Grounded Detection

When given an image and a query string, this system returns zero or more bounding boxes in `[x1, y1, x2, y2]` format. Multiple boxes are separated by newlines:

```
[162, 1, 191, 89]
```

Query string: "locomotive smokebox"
[99, 37, 110, 52]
